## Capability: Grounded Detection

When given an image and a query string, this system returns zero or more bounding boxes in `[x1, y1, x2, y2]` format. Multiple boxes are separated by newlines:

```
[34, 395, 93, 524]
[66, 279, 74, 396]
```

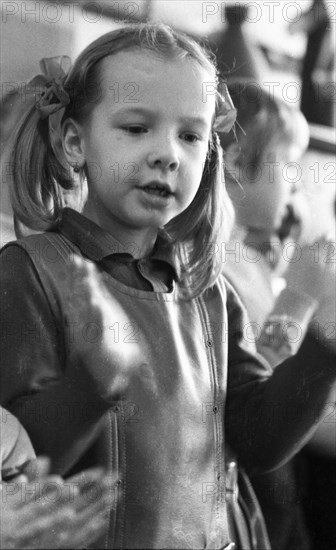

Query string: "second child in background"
[220, 80, 335, 550]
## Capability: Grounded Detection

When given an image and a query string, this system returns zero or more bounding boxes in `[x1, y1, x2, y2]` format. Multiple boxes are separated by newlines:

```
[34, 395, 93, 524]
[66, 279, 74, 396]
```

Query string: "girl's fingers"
[21, 474, 71, 507]
[12, 499, 110, 549]
[61, 512, 108, 548]
[1, 468, 118, 549]
[12, 473, 115, 524]
[66, 469, 120, 510]
[21, 456, 51, 481]
[66, 466, 106, 484]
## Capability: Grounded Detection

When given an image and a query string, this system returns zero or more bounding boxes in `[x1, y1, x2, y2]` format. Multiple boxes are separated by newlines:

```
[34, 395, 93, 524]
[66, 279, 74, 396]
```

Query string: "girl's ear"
[62, 118, 86, 169]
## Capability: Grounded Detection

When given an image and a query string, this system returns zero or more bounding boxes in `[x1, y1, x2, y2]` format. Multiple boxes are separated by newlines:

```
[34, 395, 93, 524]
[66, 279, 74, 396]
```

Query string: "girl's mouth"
[139, 182, 174, 198]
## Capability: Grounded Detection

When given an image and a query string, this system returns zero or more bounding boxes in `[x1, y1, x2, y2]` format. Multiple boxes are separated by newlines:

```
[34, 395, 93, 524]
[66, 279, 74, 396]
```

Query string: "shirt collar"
[57, 208, 180, 280]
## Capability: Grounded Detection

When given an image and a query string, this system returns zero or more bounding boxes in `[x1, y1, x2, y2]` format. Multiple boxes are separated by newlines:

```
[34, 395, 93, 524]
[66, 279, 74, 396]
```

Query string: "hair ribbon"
[24, 56, 72, 171]
[29, 56, 72, 119]
[213, 82, 237, 134]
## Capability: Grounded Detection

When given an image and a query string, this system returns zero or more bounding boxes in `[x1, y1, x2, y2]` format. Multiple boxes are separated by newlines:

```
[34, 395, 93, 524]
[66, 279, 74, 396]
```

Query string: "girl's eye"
[181, 133, 201, 144]
[123, 126, 148, 134]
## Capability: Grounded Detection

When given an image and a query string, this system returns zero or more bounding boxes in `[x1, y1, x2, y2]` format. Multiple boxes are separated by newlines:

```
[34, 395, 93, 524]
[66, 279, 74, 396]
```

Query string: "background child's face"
[235, 141, 304, 237]
[73, 50, 215, 241]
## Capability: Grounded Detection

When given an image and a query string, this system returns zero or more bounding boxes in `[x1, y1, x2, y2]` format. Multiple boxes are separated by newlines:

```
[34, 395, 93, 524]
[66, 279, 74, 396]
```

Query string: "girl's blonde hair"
[9, 22, 234, 298]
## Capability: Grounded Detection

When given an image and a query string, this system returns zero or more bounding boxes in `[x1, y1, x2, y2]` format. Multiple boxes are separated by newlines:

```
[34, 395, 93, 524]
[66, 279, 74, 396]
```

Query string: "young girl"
[0, 23, 335, 549]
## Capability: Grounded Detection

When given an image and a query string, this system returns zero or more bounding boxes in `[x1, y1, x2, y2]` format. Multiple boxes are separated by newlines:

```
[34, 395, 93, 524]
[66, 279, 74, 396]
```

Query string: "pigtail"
[9, 105, 60, 230]
[167, 134, 234, 299]
[165, 79, 236, 299]
[7, 57, 78, 233]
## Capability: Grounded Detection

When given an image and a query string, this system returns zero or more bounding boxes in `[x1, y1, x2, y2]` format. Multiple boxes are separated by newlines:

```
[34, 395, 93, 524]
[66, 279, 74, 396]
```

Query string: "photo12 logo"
[1, 2, 142, 24]
[202, 2, 336, 24]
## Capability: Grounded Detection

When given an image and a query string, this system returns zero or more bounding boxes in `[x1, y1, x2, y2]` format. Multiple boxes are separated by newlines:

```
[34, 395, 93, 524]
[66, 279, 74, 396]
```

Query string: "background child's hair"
[9, 22, 234, 298]
[219, 79, 309, 180]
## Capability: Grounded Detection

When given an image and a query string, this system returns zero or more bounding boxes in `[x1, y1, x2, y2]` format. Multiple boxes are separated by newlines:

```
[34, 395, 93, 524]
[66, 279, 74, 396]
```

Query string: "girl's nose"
[147, 136, 180, 172]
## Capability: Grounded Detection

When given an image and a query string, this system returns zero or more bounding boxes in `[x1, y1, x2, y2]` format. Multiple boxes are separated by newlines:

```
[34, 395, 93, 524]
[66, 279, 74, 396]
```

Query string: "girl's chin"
[128, 211, 175, 230]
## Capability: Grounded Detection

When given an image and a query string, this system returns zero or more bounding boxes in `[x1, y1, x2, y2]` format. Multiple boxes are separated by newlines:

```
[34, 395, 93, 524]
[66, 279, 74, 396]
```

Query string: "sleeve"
[256, 287, 318, 367]
[0, 245, 108, 475]
[0, 244, 62, 403]
[225, 280, 336, 473]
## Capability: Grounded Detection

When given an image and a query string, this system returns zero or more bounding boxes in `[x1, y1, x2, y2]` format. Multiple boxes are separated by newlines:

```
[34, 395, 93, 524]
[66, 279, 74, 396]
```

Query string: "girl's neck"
[82, 203, 158, 259]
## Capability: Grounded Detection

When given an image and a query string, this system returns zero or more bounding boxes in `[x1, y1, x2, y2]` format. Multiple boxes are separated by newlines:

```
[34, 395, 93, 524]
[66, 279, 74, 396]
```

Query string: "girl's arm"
[255, 240, 336, 457]
[0, 245, 109, 475]
[225, 281, 336, 473]
[256, 239, 335, 367]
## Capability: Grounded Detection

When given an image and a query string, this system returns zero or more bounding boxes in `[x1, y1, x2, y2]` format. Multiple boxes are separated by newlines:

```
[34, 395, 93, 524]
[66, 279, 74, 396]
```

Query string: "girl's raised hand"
[284, 237, 336, 302]
[66, 256, 140, 397]
[284, 237, 336, 352]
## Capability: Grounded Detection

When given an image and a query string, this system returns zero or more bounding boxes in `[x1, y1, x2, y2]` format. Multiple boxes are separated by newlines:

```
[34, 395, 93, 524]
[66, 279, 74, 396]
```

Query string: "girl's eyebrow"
[178, 116, 210, 130]
[111, 106, 209, 128]
[112, 106, 153, 117]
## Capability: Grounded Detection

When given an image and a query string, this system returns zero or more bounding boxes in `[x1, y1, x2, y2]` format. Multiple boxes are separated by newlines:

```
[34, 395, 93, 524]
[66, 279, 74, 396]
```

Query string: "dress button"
[213, 405, 218, 414]
[207, 339, 213, 347]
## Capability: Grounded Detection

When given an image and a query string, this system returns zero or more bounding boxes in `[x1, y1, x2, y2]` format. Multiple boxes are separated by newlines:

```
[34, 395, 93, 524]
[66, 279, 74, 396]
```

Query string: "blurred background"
[1, 0, 335, 243]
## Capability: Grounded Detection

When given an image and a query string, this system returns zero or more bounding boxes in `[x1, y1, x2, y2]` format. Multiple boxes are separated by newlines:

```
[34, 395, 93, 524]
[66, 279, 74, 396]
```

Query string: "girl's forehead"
[99, 50, 216, 108]
[100, 47, 214, 76]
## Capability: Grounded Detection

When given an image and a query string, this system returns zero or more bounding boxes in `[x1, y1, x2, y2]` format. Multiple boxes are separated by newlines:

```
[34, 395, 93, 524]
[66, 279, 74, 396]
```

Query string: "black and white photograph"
[0, 1, 335, 549]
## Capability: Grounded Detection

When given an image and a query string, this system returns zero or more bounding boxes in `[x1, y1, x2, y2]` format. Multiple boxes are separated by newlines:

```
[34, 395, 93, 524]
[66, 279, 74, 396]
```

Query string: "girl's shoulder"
[0, 231, 81, 268]
[198, 273, 238, 308]
[0, 231, 86, 299]
[197, 273, 233, 319]
[0, 231, 91, 319]
[207, 272, 238, 303]
[1, 230, 76, 255]
[216, 272, 252, 325]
